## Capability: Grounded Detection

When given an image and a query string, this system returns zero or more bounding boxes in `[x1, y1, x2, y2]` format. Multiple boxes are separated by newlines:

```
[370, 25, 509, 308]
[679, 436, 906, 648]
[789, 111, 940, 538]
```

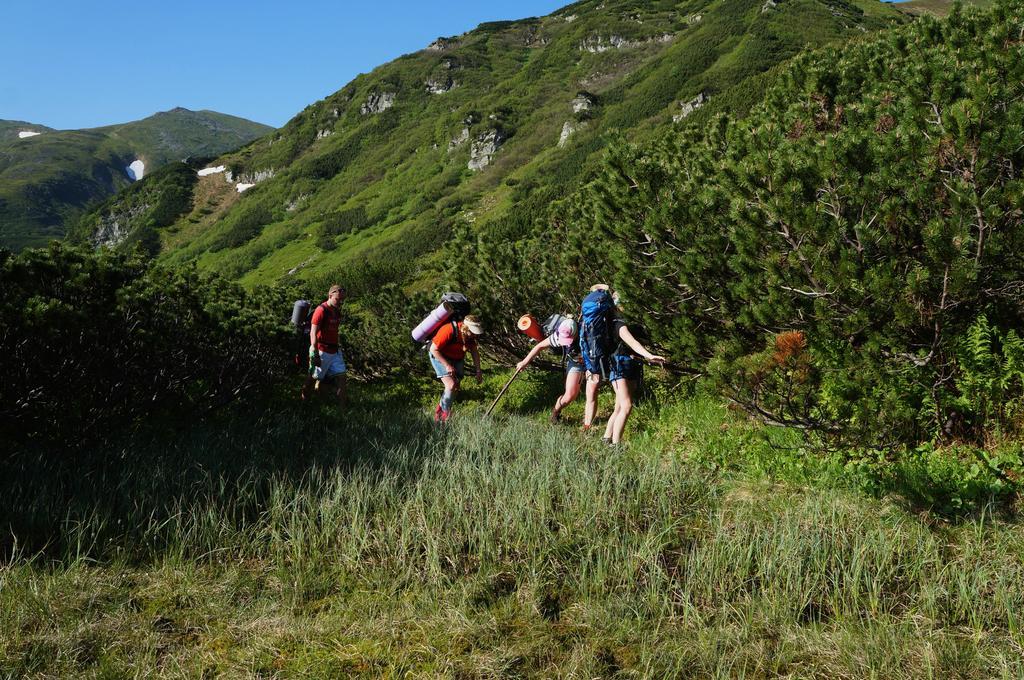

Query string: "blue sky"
[0, 0, 570, 130]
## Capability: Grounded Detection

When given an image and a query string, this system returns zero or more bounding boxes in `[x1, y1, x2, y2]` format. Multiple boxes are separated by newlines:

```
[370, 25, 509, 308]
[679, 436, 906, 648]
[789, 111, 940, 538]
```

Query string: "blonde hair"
[590, 283, 610, 292]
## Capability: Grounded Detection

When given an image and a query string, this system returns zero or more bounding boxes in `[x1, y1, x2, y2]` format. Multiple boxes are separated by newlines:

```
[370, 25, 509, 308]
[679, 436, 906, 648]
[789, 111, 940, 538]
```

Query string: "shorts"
[565, 355, 585, 374]
[312, 349, 347, 380]
[609, 354, 642, 383]
[430, 354, 465, 380]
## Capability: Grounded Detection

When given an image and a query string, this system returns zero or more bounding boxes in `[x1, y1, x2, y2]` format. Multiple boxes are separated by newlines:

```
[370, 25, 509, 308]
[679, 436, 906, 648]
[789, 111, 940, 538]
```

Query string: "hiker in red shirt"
[429, 315, 483, 422]
[301, 284, 348, 408]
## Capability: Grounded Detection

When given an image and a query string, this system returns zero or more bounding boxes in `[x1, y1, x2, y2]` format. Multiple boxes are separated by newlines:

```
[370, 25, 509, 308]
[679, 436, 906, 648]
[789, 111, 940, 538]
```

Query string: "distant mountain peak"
[0, 110, 274, 250]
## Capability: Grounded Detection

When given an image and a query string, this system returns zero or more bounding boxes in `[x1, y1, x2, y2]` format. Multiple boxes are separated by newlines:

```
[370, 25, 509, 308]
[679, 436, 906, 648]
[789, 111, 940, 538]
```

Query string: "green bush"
[209, 202, 274, 251]
[319, 205, 371, 237]
[458, 2, 1024, 447]
[0, 244, 292, 448]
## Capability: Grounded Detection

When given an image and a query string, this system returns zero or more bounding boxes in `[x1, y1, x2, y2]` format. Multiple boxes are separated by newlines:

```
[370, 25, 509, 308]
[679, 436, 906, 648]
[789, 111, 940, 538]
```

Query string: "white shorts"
[313, 350, 347, 380]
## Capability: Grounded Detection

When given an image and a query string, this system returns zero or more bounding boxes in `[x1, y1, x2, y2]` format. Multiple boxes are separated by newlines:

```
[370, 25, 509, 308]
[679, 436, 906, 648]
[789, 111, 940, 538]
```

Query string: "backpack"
[441, 292, 470, 322]
[290, 299, 313, 367]
[541, 313, 571, 339]
[579, 290, 615, 374]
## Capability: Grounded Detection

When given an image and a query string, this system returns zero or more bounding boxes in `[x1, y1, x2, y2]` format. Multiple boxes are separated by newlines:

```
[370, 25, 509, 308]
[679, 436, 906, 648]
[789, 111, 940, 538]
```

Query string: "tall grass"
[2, 392, 1023, 677]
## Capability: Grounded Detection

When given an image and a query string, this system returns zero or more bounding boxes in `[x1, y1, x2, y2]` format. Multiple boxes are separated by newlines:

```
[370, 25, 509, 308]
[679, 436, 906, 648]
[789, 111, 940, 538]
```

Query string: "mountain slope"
[80, 0, 906, 289]
[0, 120, 54, 142]
[0, 109, 272, 251]
[895, 0, 995, 17]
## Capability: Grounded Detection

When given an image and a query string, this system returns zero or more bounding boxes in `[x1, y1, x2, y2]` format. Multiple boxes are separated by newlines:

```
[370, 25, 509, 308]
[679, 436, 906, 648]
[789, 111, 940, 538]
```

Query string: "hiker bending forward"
[430, 315, 484, 422]
[301, 284, 348, 408]
[515, 317, 584, 423]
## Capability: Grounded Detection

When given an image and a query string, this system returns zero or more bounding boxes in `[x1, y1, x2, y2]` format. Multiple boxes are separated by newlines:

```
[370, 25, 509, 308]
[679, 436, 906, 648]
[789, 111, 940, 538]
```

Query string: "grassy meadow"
[2, 369, 1022, 678]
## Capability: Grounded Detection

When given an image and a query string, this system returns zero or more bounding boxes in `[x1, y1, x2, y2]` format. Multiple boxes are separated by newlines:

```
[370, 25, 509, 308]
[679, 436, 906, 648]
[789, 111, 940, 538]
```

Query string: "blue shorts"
[609, 355, 642, 383]
[566, 355, 585, 374]
[430, 354, 465, 380]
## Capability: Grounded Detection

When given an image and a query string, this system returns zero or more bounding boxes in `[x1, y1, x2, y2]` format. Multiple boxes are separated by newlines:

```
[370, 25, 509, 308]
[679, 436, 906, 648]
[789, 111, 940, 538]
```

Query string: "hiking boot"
[440, 408, 451, 424]
[434, 404, 443, 423]
[602, 436, 612, 446]
[550, 409, 562, 424]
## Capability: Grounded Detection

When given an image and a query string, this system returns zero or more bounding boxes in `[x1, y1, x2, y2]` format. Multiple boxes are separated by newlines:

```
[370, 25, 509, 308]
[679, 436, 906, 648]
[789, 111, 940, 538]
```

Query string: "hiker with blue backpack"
[579, 284, 665, 445]
[515, 315, 585, 423]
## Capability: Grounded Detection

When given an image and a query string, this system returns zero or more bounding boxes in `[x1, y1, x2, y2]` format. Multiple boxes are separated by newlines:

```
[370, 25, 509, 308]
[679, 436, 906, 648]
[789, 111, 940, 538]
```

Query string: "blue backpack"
[579, 290, 615, 374]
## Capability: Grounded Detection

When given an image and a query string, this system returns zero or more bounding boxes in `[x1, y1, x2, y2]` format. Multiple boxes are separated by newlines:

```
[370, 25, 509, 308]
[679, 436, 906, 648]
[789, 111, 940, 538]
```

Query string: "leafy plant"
[0, 244, 292, 449]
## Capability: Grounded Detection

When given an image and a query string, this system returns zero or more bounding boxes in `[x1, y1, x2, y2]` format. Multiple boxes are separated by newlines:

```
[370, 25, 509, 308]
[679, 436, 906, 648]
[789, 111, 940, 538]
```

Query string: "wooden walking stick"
[485, 367, 522, 416]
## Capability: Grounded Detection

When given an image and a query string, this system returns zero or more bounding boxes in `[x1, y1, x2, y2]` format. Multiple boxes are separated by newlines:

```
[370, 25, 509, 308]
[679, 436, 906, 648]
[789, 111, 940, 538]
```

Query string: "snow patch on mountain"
[126, 160, 145, 181]
[18, 130, 42, 139]
[236, 183, 255, 193]
[197, 165, 226, 176]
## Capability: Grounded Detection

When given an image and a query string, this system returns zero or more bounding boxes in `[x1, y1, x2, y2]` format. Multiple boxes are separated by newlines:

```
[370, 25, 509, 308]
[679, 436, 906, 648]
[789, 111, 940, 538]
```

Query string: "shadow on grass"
[0, 377, 443, 565]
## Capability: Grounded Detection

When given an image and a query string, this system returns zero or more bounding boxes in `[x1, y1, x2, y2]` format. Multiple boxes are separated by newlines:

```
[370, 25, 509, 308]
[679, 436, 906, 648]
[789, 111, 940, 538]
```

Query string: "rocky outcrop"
[468, 129, 505, 171]
[360, 92, 396, 115]
[286, 194, 309, 212]
[523, 25, 548, 48]
[580, 34, 630, 52]
[558, 121, 584, 147]
[673, 92, 708, 122]
[225, 168, 275, 185]
[426, 77, 455, 95]
[579, 33, 673, 53]
[448, 127, 470, 152]
[572, 93, 595, 115]
[687, 14, 703, 24]
[91, 204, 148, 248]
[761, 0, 777, 12]
[426, 37, 458, 52]
[317, 129, 333, 139]
[287, 256, 316, 276]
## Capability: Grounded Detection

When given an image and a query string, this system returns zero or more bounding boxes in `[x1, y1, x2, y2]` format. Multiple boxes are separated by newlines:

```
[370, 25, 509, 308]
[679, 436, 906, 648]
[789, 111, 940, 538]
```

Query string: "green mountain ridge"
[0, 108, 273, 251]
[78, 0, 907, 289]
[0, 120, 55, 142]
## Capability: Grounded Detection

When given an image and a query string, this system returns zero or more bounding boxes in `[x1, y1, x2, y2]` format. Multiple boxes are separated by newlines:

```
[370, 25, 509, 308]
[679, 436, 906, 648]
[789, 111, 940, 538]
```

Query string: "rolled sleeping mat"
[517, 314, 546, 342]
[412, 302, 452, 343]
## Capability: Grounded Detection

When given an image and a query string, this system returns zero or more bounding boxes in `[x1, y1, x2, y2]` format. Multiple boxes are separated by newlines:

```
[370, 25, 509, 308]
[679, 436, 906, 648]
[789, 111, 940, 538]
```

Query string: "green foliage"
[952, 315, 1024, 437]
[473, 1, 1024, 447]
[318, 205, 371, 237]
[0, 244, 292, 447]
[136, 0, 902, 296]
[208, 201, 275, 252]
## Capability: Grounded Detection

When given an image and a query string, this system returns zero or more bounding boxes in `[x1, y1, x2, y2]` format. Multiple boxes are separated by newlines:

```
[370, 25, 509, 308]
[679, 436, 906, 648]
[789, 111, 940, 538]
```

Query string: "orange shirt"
[431, 321, 477, 361]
